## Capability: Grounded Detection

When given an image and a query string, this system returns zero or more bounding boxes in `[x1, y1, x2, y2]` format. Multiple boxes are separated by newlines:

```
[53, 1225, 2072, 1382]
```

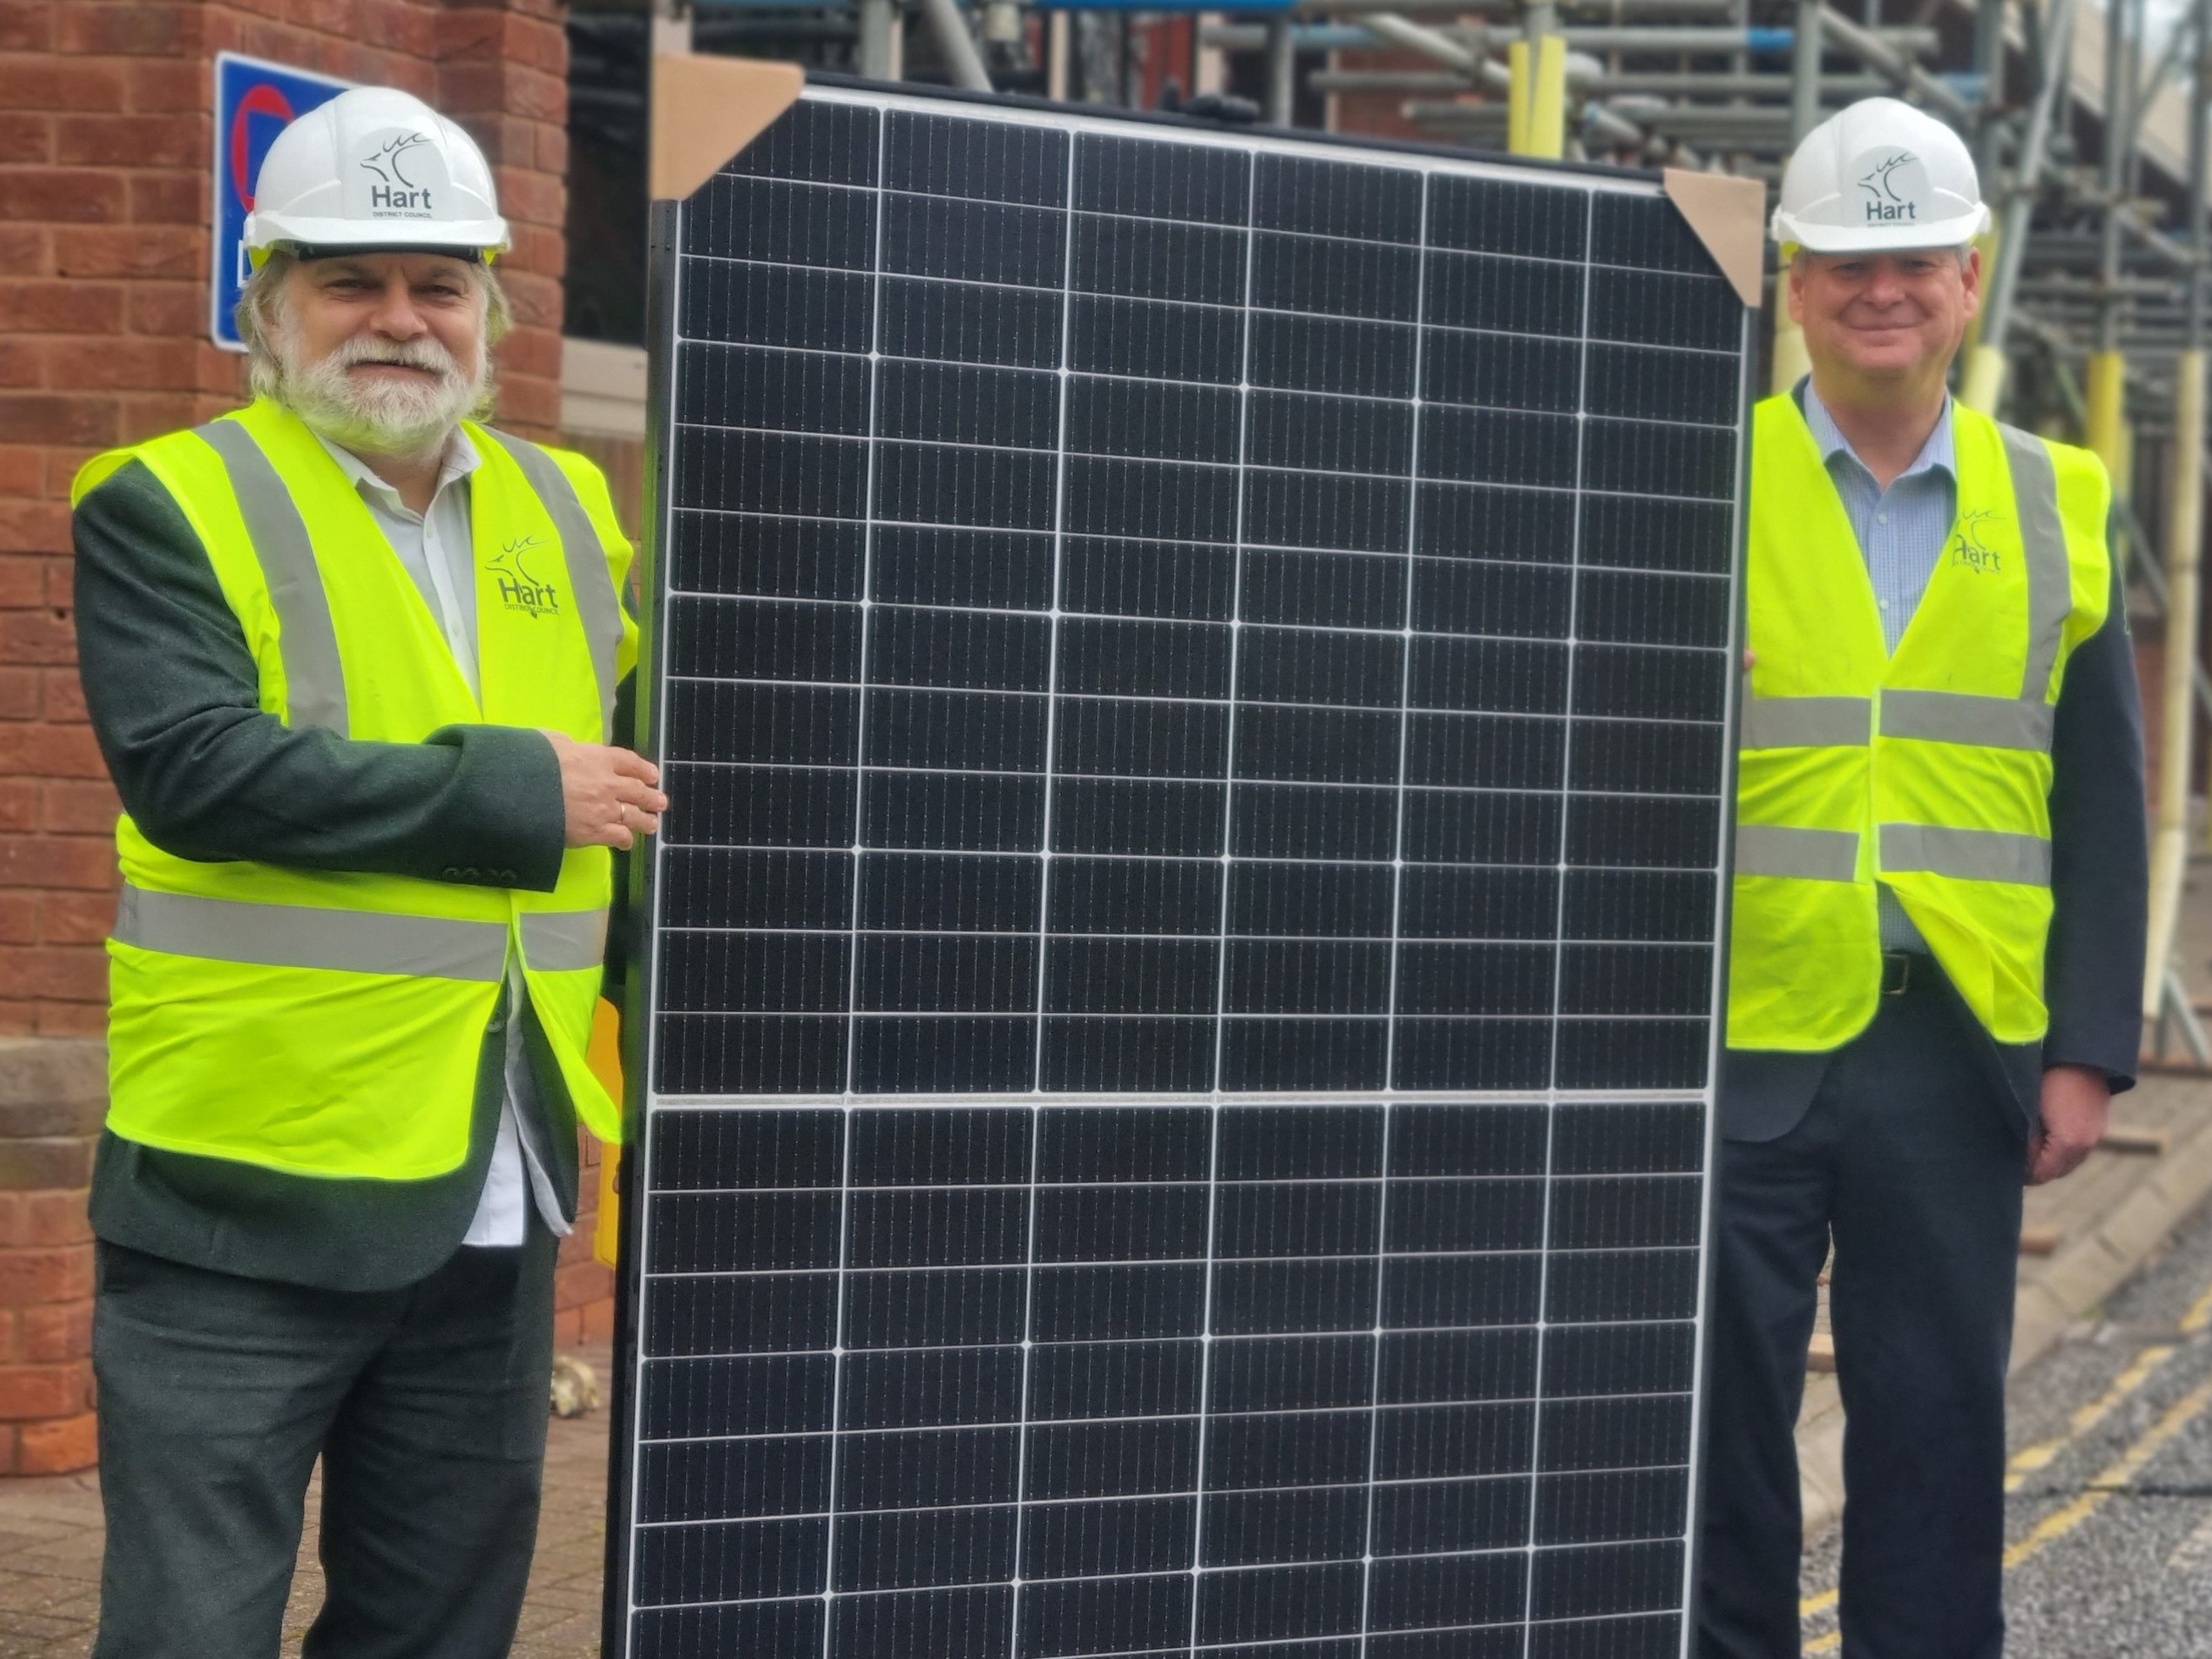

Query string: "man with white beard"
[67, 88, 666, 1656]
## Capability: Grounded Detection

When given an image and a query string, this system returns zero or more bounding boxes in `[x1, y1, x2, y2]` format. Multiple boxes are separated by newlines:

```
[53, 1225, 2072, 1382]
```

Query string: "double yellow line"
[1796, 1274, 2212, 1651]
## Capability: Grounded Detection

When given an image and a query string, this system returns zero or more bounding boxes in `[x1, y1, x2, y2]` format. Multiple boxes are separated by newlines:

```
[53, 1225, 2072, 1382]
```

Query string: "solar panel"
[608, 83, 1750, 1659]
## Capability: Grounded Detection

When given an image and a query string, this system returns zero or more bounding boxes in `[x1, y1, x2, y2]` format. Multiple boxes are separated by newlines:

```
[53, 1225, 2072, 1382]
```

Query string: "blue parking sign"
[209, 53, 352, 351]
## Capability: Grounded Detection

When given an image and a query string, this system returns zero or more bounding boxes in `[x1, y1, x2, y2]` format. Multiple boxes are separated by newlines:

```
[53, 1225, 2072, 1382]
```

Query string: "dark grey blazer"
[1721, 558, 2146, 1142]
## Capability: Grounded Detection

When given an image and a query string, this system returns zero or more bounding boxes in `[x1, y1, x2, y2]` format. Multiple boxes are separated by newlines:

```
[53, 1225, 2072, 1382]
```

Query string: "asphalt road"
[1797, 1193, 2212, 1656]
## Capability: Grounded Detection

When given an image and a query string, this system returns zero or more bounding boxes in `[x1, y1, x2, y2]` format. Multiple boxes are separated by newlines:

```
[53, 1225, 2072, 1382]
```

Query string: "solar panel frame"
[605, 81, 1753, 1659]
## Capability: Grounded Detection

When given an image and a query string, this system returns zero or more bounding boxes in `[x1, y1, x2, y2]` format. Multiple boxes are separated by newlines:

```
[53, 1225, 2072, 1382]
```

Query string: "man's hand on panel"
[543, 731, 668, 850]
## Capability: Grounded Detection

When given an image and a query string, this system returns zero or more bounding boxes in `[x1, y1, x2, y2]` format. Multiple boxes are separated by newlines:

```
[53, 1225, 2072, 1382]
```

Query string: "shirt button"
[1879, 599, 1891, 611]
[1876, 512, 1889, 525]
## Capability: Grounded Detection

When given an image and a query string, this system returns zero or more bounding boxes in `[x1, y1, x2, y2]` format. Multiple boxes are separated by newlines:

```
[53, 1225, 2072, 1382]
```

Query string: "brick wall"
[0, 0, 611, 1474]
[558, 1134, 614, 1347]
[0, 0, 571, 1038]
[0, 1039, 101, 1476]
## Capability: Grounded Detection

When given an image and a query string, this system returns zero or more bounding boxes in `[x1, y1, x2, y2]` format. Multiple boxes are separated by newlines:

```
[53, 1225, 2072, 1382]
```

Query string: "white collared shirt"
[313, 429, 570, 1247]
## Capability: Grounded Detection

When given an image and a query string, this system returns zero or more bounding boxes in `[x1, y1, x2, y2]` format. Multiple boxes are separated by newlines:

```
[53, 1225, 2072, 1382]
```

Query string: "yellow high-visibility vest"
[71, 398, 638, 1178]
[1729, 394, 2112, 1050]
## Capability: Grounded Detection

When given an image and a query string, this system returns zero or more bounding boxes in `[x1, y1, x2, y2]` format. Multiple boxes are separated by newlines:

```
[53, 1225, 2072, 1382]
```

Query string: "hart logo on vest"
[491, 537, 561, 617]
[1949, 508, 2005, 574]
[1855, 150, 1925, 224]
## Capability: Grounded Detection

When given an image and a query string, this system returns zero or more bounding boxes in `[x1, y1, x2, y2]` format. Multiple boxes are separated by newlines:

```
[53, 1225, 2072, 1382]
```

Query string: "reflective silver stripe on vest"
[1739, 695, 1872, 749]
[520, 908, 610, 972]
[1878, 689, 2056, 753]
[192, 419, 350, 737]
[1879, 823, 2052, 885]
[1999, 425, 2074, 704]
[1734, 824, 1860, 882]
[113, 886, 508, 981]
[482, 431, 624, 739]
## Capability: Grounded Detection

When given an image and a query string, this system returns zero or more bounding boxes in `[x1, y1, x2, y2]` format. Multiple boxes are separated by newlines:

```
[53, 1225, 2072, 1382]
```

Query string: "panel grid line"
[810, 106, 896, 1659]
[1185, 140, 1261, 1659]
[1519, 185, 1602, 1659]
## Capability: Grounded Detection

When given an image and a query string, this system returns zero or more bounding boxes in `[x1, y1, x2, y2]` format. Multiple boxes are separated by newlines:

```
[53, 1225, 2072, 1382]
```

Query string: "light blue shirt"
[1800, 383, 1957, 954]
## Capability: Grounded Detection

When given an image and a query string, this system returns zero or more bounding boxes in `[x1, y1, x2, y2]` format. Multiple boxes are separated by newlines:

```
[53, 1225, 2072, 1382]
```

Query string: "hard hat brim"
[244, 211, 510, 259]
[1774, 205, 1988, 255]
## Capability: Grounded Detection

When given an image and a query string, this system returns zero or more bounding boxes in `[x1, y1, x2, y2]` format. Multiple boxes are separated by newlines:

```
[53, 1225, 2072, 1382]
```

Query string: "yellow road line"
[2182, 1279, 2212, 1335]
[2004, 1343, 2177, 1491]
[2001, 1373, 2212, 1571]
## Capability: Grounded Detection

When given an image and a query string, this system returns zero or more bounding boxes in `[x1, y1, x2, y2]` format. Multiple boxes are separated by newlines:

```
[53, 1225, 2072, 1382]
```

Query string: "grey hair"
[235, 249, 511, 419]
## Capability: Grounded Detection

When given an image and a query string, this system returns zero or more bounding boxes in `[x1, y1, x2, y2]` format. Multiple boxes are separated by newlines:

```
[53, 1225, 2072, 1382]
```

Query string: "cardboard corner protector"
[1662, 167, 1767, 311]
[650, 55, 806, 204]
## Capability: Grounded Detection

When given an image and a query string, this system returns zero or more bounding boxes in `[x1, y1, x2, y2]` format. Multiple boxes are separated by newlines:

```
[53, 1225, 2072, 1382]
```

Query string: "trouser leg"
[1830, 991, 2022, 1659]
[1696, 1108, 1838, 1659]
[91, 1243, 388, 1659]
[303, 1224, 557, 1659]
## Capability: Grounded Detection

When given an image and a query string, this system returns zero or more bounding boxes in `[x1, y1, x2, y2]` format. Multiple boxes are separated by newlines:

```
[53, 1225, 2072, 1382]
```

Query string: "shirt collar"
[1801, 379, 1955, 487]
[311, 425, 479, 517]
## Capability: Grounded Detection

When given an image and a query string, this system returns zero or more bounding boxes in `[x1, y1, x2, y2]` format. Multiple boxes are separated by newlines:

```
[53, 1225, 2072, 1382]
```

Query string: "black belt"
[1881, 950, 1927, 996]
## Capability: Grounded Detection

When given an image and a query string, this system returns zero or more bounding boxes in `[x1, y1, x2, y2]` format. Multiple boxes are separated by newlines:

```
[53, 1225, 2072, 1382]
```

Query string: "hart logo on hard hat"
[245, 87, 507, 261]
[1855, 151, 1928, 224]
[1772, 98, 1988, 254]
[351, 130, 444, 218]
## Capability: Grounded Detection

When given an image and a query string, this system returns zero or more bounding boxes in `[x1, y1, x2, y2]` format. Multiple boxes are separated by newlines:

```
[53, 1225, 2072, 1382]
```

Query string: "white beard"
[274, 329, 486, 459]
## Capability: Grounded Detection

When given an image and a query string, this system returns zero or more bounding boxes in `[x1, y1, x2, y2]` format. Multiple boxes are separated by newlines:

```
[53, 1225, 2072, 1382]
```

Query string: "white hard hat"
[244, 87, 508, 263]
[1771, 97, 1988, 254]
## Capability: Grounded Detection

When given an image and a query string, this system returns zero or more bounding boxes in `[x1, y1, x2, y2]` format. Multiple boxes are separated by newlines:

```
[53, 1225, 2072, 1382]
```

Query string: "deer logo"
[1857, 152, 1921, 224]
[1949, 508, 2004, 574]
[490, 537, 561, 618]
[359, 132, 435, 214]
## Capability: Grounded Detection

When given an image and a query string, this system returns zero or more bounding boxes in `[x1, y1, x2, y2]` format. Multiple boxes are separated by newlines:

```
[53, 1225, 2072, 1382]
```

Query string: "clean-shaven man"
[1699, 99, 2146, 1657]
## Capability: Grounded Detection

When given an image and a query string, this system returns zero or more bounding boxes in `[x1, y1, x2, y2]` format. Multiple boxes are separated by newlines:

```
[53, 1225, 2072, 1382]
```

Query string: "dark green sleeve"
[73, 458, 568, 891]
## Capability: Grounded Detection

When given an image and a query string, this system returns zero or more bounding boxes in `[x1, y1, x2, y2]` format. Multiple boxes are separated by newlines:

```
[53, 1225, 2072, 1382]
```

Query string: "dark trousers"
[90, 1225, 556, 1659]
[1697, 976, 2027, 1659]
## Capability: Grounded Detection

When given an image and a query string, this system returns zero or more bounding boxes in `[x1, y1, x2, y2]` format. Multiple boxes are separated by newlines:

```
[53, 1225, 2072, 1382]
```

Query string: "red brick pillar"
[434, 0, 568, 441]
[556, 1136, 615, 1347]
[0, 1037, 102, 1474]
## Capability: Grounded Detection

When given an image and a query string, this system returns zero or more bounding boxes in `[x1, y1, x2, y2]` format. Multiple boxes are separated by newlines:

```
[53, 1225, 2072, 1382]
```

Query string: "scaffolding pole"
[2087, 0, 2137, 550]
[2148, 0, 2212, 1032]
[1264, 15, 1297, 123]
[917, 0, 989, 88]
[858, 0, 897, 78]
[1964, 0, 2082, 413]
[1769, 0, 1822, 395]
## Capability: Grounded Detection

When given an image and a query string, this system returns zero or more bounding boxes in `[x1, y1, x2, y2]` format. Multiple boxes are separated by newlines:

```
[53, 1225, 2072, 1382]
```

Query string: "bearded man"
[69, 89, 666, 1657]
